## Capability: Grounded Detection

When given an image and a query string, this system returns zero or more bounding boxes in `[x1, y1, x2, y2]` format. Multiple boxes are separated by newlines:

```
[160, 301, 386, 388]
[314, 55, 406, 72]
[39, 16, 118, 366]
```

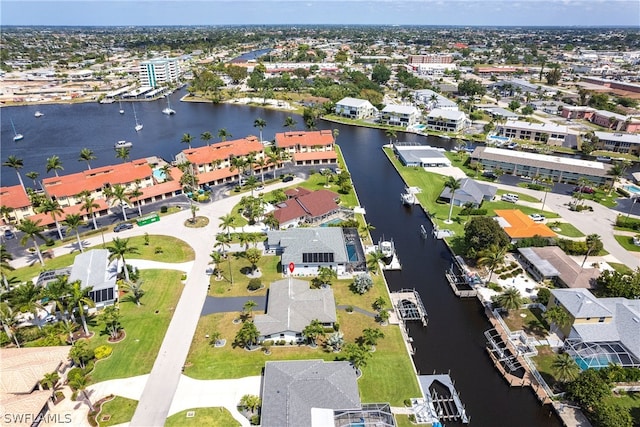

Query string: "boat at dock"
[379, 238, 395, 260]
[401, 188, 418, 205]
[114, 140, 133, 149]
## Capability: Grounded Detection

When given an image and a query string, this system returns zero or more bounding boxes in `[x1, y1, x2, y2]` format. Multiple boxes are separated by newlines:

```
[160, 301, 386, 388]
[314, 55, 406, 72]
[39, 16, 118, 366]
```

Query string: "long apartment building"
[275, 130, 337, 165]
[139, 57, 180, 88]
[495, 120, 575, 146]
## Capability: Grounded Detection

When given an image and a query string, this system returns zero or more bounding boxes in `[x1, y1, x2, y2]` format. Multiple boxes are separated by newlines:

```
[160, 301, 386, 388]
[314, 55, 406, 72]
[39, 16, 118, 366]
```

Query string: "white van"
[501, 193, 519, 203]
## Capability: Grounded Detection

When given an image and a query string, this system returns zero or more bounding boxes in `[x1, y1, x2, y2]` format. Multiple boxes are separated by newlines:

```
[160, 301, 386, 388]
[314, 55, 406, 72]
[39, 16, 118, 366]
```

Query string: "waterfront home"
[494, 120, 574, 147]
[516, 246, 599, 289]
[470, 146, 614, 186]
[549, 288, 640, 369]
[335, 97, 378, 120]
[0, 184, 36, 224]
[174, 136, 266, 185]
[266, 227, 364, 277]
[272, 187, 341, 229]
[68, 249, 118, 308]
[494, 210, 557, 242]
[439, 178, 497, 207]
[379, 104, 421, 128]
[413, 89, 458, 110]
[477, 106, 518, 121]
[253, 279, 336, 344]
[393, 144, 451, 167]
[139, 57, 181, 88]
[592, 131, 640, 155]
[274, 130, 337, 166]
[0, 346, 71, 427]
[425, 109, 467, 133]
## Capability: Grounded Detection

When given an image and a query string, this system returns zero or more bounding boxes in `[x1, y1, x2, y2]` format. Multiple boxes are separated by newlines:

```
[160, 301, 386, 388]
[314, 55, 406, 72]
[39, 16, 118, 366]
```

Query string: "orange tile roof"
[0, 185, 30, 209]
[42, 160, 153, 198]
[293, 151, 337, 161]
[494, 209, 557, 239]
[196, 167, 239, 183]
[275, 130, 335, 148]
[28, 199, 110, 226]
[137, 180, 182, 200]
[182, 136, 264, 165]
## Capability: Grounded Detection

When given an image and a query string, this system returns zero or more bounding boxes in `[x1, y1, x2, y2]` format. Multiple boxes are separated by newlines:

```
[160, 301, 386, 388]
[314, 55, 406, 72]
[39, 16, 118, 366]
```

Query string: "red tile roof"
[0, 185, 30, 209]
[275, 130, 335, 148]
[273, 200, 308, 224]
[181, 136, 263, 165]
[272, 189, 339, 224]
[195, 167, 238, 184]
[284, 187, 312, 198]
[293, 151, 338, 162]
[42, 160, 153, 198]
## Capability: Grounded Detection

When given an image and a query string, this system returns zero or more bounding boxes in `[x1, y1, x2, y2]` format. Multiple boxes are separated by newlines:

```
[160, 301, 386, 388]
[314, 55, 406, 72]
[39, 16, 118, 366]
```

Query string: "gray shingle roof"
[552, 288, 612, 318]
[261, 360, 361, 427]
[68, 249, 118, 292]
[254, 279, 337, 336]
[439, 178, 497, 205]
[267, 228, 348, 266]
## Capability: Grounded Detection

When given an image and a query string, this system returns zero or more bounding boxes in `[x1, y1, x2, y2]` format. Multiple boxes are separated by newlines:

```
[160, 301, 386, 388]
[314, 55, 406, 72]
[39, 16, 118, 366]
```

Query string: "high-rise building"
[139, 58, 180, 88]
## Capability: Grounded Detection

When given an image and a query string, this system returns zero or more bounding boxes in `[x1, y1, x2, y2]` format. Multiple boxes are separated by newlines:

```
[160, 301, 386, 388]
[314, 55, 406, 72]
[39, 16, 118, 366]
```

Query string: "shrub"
[536, 288, 551, 305]
[247, 278, 262, 291]
[250, 415, 260, 425]
[181, 273, 187, 281]
[67, 367, 84, 384]
[351, 273, 373, 294]
[487, 282, 503, 292]
[404, 398, 412, 407]
[345, 305, 354, 313]
[333, 322, 340, 331]
[499, 274, 509, 280]
[262, 340, 274, 347]
[160, 205, 168, 213]
[94, 345, 113, 360]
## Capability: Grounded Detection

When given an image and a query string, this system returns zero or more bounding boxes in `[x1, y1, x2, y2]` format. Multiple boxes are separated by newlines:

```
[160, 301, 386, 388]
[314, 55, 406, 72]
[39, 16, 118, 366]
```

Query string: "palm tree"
[41, 372, 61, 395]
[69, 374, 94, 411]
[367, 251, 385, 274]
[607, 163, 625, 195]
[209, 251, 224, 280]
[218, 128, 232, 142]
[361, 327, 385, 351]
[444, 176, 462, 223]
[200, 131, 213, 146]
[477, 245, 507, 283]
[43, 275, 72, 321]
[0, 245, 14, 290]
[63, 214, 85, 253]
[78, 148, 96, 169]
[122, 280, 145, 306]
[128, 183, 144, 217]
[229, 156, 246, 178]
[239, 394, 261, 415]
[60, 319, 79, 343]
[115, 147, 131, 163]
[46, 155, 64, 177]
[17, 218, 46, 265]
[255, 157, 267, 183]
[79, 191, 100, 230]
[302, 319, 325, 346]
[496, 288, 523, 313]
[181, 133, 193, 149]
[25, 171, 40, 189]
[3, 155, 26, 191]
[0, 206, 13, 226]
[68, 280, 95, 335]
[385, 128, 397, 143]
[254, 118, 267, 142]
[359, 222, 376, 238]
[245, 248, 262, 273]
[104, 184, 131, 221]
[38, 198, 64, 240]
[107, 237, 139, 282]
[215, 233, 231, 257]
[10, 282, 44, 328]
[218, 214, 237, 238]
[242, 300, 258, 319]
[283, 116, 297, 131]
[0, 302, 20, 347]
[544, 306, 570, 332]
[552, 352, 580, 383]
[581, 234, 601, 268]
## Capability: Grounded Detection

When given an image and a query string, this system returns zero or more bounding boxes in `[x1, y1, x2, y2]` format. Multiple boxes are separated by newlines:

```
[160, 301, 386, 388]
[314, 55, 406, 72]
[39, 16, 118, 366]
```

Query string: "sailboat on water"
[118, 99, 125, 115]
[10, 119, 23, 141]
[162, 97, 176, 115]
[132, 103, 143, 132]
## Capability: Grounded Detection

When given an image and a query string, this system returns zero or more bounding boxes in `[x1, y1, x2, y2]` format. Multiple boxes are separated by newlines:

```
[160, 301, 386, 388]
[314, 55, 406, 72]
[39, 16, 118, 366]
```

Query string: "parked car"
[528, 214, 545, 222]
[44, 314, 57, 324]
[282, 175, 294, 182]
[482, 171, 498, 180]
[574, 186, 595, 194]
[501, 193, 519, 203]
[3, 229, 15, 240]
[255, 185, 264, 191]
[113, 223, 134, 232]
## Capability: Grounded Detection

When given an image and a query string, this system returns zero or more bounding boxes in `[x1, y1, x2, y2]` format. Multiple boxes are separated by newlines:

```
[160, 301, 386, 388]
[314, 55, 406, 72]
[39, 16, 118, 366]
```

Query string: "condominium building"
[275, 130, 337, 165]
[335, 97, 378, 120]
[139, 58, 180, 88]
[495, 120, 573, 146]
[379, 105, 421, 127]
[408, 54, 453, 64]
[425, 109, 467, 132]
[593, 131, 640, 155]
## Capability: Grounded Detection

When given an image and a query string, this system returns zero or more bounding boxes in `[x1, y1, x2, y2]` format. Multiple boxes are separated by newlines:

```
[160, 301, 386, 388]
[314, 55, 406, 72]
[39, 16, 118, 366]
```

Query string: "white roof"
[498, 120, 570, 134]
[381, 104, 420, 114]
[336, 97, 372, 108]
[594, 131, 640, 144]
[427, 108, 465, 121]
[482, 147, 609, 171]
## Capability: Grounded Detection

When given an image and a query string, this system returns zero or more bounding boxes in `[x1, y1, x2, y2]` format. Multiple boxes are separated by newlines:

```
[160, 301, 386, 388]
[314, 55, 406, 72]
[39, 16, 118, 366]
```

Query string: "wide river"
[1, 92, 561, 426]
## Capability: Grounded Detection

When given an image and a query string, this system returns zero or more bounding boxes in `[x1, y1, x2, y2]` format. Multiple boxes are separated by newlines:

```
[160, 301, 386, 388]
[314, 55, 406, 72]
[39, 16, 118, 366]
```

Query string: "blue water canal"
[1, 94, 561, 426]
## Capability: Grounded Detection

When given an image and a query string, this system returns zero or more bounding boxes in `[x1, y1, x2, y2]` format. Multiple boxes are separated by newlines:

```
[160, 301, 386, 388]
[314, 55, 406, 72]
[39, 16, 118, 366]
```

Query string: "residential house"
[379, 105, 421, 127]
[593, 131, 640, 155]
[0, 185, 35, 224]
[549, 288, 640, 368]
[272, 187, 341, 229]
[477, 106, 519, 121]
[394, 144, 451, 167]
[253, 279, 336, 344]
[439, 178, 497, 207]
[517, 246, 599, 288]
[494, 209, 557, 242]
[425, 109, 466, 133]
[527, 101, 566, 115]
[335, 97, 378, 120]
[0, 346, 71, 427]
[266, 227, 365, 276]
[174, 136, 266, 186]
[413, 89, 458, 110]
[470, 146, 614, 186]
[274, 130, 337, 166]
[68, 249, 118, 308]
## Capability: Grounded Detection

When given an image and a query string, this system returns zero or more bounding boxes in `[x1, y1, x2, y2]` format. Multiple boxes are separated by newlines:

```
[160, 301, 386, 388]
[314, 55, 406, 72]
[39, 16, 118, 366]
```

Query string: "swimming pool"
[320, 218, 342, 227]
[413, 124, 427, 131]
[153, 168, 167, 181]
[574, 354, 611, 370]
[623, 184, 640, 194]
[346, 244, 358, 262]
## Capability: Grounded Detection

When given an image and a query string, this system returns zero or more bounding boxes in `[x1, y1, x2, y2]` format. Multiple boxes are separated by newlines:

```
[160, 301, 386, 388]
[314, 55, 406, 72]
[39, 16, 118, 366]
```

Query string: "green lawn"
[609, 262, 634, 275]
[501, 308, 549, 339]
[209, 254, 280, 296]
[165, 407, 240, 427]
[531, 345, 562, 392]
[97, 396, 138, 427]
[548, 222, 585, 238]
[604, 392, 640, 426]
[88, 269, 184, 383]
[497, 188, 541, 203]
[10, 235, 194, 284]
[614, 235, 640, 252]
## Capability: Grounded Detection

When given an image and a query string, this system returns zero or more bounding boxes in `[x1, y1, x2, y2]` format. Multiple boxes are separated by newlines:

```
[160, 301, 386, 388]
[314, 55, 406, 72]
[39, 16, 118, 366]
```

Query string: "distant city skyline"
[2, 0, 639, 27]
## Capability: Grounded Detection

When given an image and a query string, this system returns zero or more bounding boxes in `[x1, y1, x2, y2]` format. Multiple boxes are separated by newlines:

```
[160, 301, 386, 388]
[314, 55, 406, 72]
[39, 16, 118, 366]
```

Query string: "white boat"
[162, 97, 176, 115]
[11, 119, 23, 142]
[114, 140, 133, 149]
[132, 103, 143, 131]
[401, 189, 417, 206]
[34, 111, 44, 118]
[379, 239, 395, 260]
[118, 99, 125, 115]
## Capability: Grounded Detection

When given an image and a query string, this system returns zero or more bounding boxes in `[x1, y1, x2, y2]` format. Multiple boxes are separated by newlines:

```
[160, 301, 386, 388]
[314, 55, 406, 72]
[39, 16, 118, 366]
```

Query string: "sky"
[1, 0, 639, 27]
